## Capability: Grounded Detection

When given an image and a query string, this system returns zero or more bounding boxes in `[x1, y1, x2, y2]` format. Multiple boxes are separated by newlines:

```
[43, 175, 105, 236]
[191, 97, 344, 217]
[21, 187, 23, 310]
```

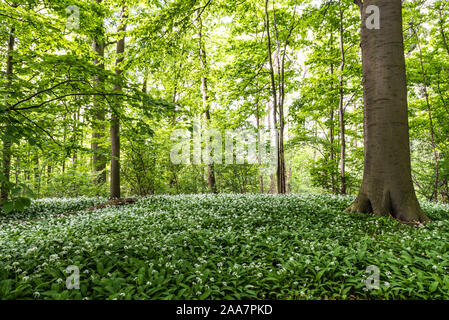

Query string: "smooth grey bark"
[265, 0, 286, 194]
[272, 2, 287, 195]
[92, 0, 107, 185]
[1, 24, 15, 202]
[256, 98, 264, 194]
[197, 10, 216, 193]
[338, 4, 347, 195]
[110, 5, 127, 199]
[347, 0, 430, 223]
[33, 151, 40, 198]
[330, 61, 337, 193]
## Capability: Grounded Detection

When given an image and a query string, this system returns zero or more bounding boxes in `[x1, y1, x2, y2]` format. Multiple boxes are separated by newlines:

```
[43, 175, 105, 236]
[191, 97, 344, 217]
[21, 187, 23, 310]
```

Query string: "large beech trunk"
[347, 0, 430, 223]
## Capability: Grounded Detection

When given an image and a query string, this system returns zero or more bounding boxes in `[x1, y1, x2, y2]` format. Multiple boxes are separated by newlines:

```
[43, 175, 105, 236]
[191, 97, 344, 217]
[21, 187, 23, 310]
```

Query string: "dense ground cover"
[1, 194, 449, 300]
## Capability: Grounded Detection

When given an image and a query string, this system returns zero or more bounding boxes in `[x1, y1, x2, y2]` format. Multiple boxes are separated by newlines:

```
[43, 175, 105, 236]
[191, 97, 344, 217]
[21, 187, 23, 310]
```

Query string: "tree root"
[345, 191, 431, 225]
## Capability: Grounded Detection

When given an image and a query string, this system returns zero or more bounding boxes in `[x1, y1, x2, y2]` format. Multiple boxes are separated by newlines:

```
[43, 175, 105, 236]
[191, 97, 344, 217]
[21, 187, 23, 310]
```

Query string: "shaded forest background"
[1, 0, 448, 210]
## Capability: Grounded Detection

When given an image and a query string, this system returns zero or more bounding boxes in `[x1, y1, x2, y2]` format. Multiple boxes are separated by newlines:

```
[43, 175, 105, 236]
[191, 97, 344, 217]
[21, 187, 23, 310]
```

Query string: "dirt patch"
[85, 198, 137, 212]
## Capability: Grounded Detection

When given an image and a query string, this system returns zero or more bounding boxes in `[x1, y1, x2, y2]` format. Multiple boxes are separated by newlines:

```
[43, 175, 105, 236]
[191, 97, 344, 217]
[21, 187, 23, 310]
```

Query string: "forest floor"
[1, 194, 449, 300]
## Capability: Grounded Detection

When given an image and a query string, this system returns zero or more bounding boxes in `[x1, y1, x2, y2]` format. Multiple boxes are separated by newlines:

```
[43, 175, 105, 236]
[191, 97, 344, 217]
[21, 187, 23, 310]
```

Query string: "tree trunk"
[1, 24, 15, 202]
[265, 0, 285, 194]
[347, 0, 430, 223]
[33, 151, 40, 198]
[72, 108, 79, 168]
[169, 69, 179, 189]
[92, 1, 107, 185]
[330, 62, 336, 193]
[110, 5, 127, 199]
[438, 6, 449, 57]
[47, 165, 52, 185]
[197, 10, 216, 193]
[267, 101, 276, 194]
[256, 100, 264, 194]
[338, 5, 346, 195]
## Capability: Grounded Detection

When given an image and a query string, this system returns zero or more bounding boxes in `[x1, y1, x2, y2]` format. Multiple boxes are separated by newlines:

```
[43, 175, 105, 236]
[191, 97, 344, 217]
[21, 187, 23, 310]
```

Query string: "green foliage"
[0, 0, 447, 201]
[1, 194, 449, 300]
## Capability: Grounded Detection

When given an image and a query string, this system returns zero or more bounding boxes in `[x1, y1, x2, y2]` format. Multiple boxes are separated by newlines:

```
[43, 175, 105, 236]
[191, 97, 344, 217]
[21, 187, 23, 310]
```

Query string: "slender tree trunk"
[347, 0, 430, 223]
[92, 1, 107, 185]
[33, 151, 40, 198]
[169, 68, 179, 189]
[1, 24, 15, 202]
[438, 6, 449, 57]
[110, 5, 127, 199]
[14, 157, 18, 185]
[443, 178, 449, 203]
[436, 67, 449, 117]
[47, 165, 52, 185]
[272, 3, 287, 195]
[267, 101, 276, 194]
[256, 100, 264, 194]
[330, 62, 336, 193]
[72, 109, 79, 168]
[338, 5, 347, 195]
[269, 174, 275, 194]
[197, 10, 216, 193]
[265, 0, 284, 194]
[62, 114, 66, 179]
